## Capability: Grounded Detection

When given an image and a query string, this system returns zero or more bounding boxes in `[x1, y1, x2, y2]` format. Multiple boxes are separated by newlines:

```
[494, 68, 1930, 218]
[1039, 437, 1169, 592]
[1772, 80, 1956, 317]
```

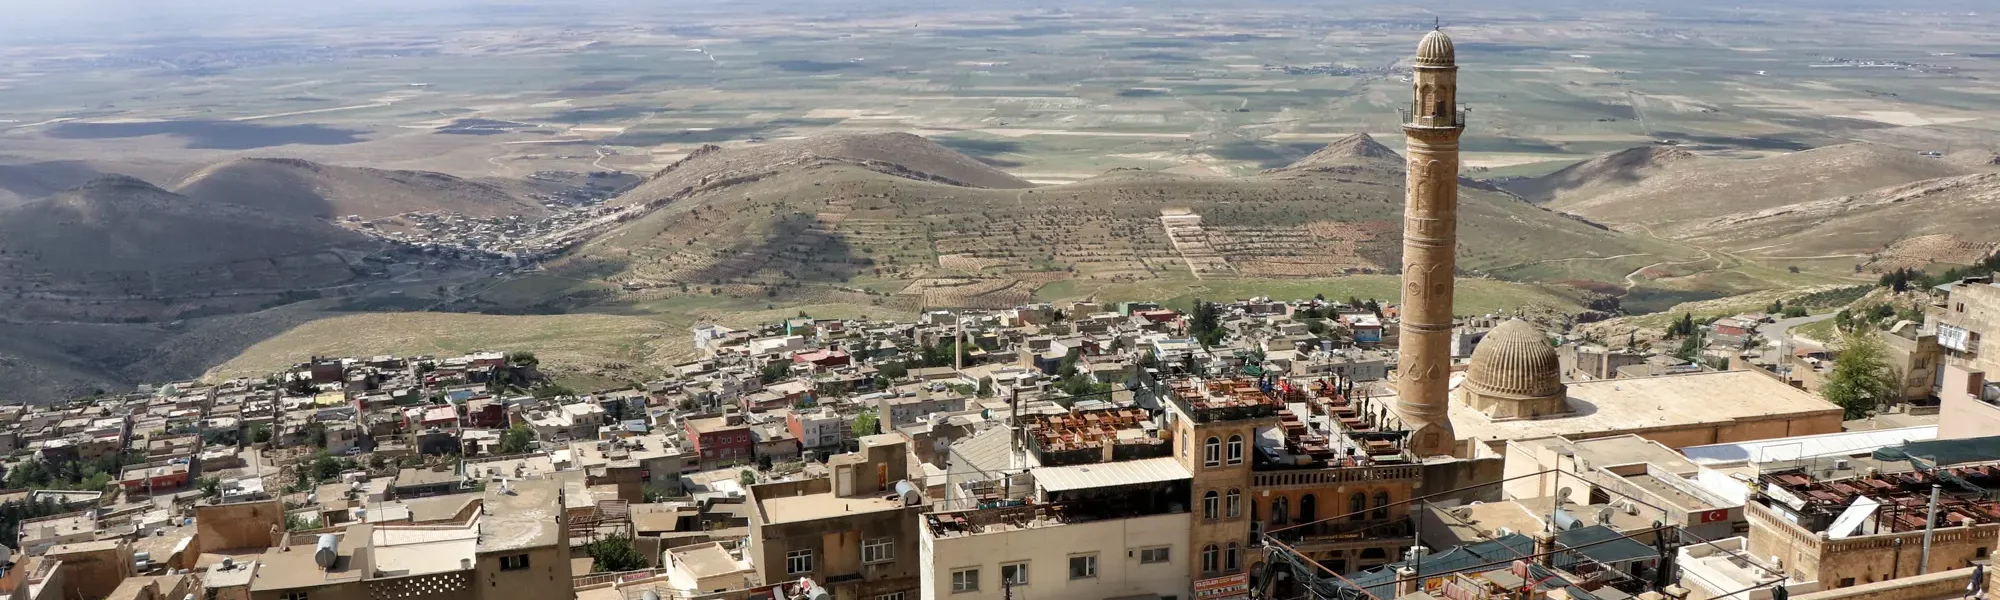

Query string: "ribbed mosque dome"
[1415, 29, 1456, 67]
[1464, 319, 1563, 399]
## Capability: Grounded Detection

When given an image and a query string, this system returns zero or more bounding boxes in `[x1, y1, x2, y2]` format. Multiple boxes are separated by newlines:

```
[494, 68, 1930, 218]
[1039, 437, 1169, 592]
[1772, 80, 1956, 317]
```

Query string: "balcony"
[1400, 108, 1467, 129]
[1269, 518, 1414, 551]
[1252, 465, 1421, 488]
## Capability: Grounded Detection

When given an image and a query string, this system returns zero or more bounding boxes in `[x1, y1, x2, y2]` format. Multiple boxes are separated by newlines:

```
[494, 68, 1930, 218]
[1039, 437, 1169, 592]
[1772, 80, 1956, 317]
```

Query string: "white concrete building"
[919, 461, 1193, 600]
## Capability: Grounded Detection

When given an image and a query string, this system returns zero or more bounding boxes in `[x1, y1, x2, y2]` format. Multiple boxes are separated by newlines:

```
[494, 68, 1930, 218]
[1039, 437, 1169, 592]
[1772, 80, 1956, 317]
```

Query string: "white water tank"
[313, 534, 339, 569]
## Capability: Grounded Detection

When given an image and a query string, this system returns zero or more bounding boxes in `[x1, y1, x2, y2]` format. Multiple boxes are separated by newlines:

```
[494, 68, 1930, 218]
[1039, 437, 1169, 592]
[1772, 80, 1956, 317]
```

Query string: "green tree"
[505, 351, 539, 366]
[852, 406, 880, 437]
[739, 469, 758, 487]
[586, 534, 649, 573]
[759, 360, 793, 384]
[1782, 305, 1808, 319]
[977, 376, 994, 398]
[500, 425, 535, 454]
[198, 476, 222, 499]
[877, 361, 909, 381]
[1189, 300, 1225, 348]
[1822, 330, 1896, 420]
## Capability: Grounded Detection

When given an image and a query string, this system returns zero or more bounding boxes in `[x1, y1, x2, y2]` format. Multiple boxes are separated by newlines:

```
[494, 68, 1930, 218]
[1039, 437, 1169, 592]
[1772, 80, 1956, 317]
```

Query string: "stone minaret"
[1394, 28, 1464, 458]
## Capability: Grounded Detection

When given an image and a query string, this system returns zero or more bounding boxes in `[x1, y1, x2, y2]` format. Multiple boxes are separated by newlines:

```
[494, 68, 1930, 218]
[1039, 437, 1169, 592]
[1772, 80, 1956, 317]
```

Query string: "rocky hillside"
[1517, 143, 1968, 236]
[1274, 133, 1405, 172]
[1501, 146, 1696, 205]
[1680, 172, 2000, 268]
[0, 176, 377, 322]
[173, 157, 549, 220]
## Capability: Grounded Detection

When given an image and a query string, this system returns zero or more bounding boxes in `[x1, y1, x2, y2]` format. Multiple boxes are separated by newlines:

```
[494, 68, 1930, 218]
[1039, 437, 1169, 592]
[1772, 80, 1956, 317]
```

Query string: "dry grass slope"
[1526, 143, 1970, 236]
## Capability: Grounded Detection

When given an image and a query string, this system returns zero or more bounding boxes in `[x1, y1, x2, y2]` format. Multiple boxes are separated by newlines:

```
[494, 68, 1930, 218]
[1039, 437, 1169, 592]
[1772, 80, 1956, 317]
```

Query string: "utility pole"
[1921, 483, 1941, 574]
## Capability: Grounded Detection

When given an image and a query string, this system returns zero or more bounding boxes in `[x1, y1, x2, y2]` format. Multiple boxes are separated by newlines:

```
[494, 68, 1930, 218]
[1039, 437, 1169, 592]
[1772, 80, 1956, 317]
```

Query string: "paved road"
[1758, 312, 1837, 347]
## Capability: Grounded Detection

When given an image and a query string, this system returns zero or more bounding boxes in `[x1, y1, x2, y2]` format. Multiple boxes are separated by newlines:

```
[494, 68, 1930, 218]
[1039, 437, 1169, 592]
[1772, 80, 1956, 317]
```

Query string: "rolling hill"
[1508, 143, 1970, 237]
[614, 132, 1035, 209]
[1503, 143, 2000, 270]
[172, 157, 549, 220]
[0, 175, 378, 322]
[525, 132, 1681, 310]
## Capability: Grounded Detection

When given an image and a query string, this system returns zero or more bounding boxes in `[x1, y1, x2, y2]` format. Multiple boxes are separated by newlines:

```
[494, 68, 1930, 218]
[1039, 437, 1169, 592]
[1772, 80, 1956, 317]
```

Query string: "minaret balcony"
[1399, 108, 1466, 129]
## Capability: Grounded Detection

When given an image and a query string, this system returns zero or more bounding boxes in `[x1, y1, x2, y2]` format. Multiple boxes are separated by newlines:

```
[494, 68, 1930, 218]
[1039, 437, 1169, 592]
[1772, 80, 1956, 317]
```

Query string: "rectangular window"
[1227, 437, 1243, 465]
[1001, 562, 1029, 586]
[1204, 441, 1220, 467]
[1139, 547, 1171, 564]
[280, 594, 308, 600]
[951, 568, 980, 593]
[499, 554, 530, 571]
[787, 549, 814, 575]
[1069, 554, 1098, 580]
[862, 538, 895, 564]
[876, 594, 906, 600]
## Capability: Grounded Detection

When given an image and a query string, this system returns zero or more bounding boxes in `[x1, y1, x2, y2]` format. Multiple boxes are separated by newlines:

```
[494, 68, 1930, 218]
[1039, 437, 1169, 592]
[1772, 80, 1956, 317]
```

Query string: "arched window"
[1203, 491, 1219, 520]
[1349, 493, 1367, 521]
[1373, 491, 1391, 520]
[1203, 437, 1221, 467]
[1202, 545, 1219, 574]
[1272, 497, 1289, 525]
[1226, 489, 1242, 518]
[1225, 543, 1240, 571]
[1226, 435, 1244, 465]
[1299, 494, 1317, 523]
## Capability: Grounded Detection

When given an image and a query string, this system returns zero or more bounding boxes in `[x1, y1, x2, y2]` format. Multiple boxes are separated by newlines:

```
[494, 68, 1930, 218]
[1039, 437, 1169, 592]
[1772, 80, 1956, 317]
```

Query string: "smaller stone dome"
[1460, 319, 1571, 420]
[1415, 29, 1456, 67]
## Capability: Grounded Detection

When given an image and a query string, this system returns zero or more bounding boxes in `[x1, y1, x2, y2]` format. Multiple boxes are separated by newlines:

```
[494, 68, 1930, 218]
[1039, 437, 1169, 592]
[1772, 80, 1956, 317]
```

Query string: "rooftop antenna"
[1434, 17, 1441, 30]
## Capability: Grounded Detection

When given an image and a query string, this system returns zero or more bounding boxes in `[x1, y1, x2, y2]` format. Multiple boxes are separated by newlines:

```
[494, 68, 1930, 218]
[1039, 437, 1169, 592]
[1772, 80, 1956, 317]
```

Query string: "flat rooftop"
[1448, 371, 1841, 446]
[757, 491, 906, 525]
[478, 479, 564, 552]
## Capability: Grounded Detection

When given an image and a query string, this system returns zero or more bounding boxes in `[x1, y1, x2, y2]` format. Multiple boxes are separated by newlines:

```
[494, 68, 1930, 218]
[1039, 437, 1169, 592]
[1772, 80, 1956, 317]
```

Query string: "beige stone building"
[1437, 322, 1843, 458]
[1164, 379, 1279, 586]
[243, 478, 574, 600]
[1929, 277, 2000, 439]
[747, 434, 927, 600]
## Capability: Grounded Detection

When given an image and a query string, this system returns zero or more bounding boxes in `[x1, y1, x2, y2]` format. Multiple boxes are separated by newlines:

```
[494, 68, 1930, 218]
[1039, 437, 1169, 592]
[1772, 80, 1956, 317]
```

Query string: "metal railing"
[1400, 108, 1467, 129]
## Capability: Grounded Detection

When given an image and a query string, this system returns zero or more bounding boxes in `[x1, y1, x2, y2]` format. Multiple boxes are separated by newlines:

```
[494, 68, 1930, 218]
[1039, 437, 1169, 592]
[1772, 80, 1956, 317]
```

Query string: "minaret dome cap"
[1416, 29, 1455, 67]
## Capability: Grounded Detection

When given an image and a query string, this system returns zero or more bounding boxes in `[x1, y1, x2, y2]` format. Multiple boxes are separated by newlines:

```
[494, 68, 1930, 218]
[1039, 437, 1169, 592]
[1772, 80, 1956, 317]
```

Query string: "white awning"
[1032, 456, 1191, 493]
[1681, 426, 1936, 466]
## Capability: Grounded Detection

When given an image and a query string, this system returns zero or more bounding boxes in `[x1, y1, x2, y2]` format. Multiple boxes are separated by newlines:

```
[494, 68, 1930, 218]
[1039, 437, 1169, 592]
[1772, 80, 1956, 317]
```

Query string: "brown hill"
[1682, 172, 2000, 267]
[172, 158, 548, 220]
[1500, 146, 1696, 204]
[0, 159, 110, 208]
[0, 176, 375, 321]
[533, 135, 1679, 310]
[615, 132, 1033, 209]
[1526, 143, 1970, 237]
[1277, 133, 1405, 172]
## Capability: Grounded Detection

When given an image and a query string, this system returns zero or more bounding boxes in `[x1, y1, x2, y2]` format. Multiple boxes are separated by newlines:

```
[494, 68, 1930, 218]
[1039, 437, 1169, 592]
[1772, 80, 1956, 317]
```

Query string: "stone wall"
[197, 499, 284, 553]
[1789, 566, 1975, 600]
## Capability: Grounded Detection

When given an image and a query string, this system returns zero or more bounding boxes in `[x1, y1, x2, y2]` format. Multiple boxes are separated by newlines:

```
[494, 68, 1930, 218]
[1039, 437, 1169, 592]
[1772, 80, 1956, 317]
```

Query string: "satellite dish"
[1555, 487, 1573, 504]
[1597, 507, 1615, 525]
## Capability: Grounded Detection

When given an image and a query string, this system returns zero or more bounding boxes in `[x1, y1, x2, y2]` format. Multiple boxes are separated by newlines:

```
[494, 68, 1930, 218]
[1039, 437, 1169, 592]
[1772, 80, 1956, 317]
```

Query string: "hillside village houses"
[0, 284, 1969, 600]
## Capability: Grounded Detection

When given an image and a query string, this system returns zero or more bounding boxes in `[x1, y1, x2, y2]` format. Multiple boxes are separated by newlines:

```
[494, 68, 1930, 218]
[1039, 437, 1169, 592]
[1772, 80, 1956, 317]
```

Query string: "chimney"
[1394, 566, 1419, 597]
[1533, 530, 1558, 567]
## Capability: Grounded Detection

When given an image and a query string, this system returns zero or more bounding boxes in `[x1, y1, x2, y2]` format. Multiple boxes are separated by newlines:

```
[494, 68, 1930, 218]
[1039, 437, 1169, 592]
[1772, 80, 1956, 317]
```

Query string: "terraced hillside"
[539, 133, 1681, 309]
